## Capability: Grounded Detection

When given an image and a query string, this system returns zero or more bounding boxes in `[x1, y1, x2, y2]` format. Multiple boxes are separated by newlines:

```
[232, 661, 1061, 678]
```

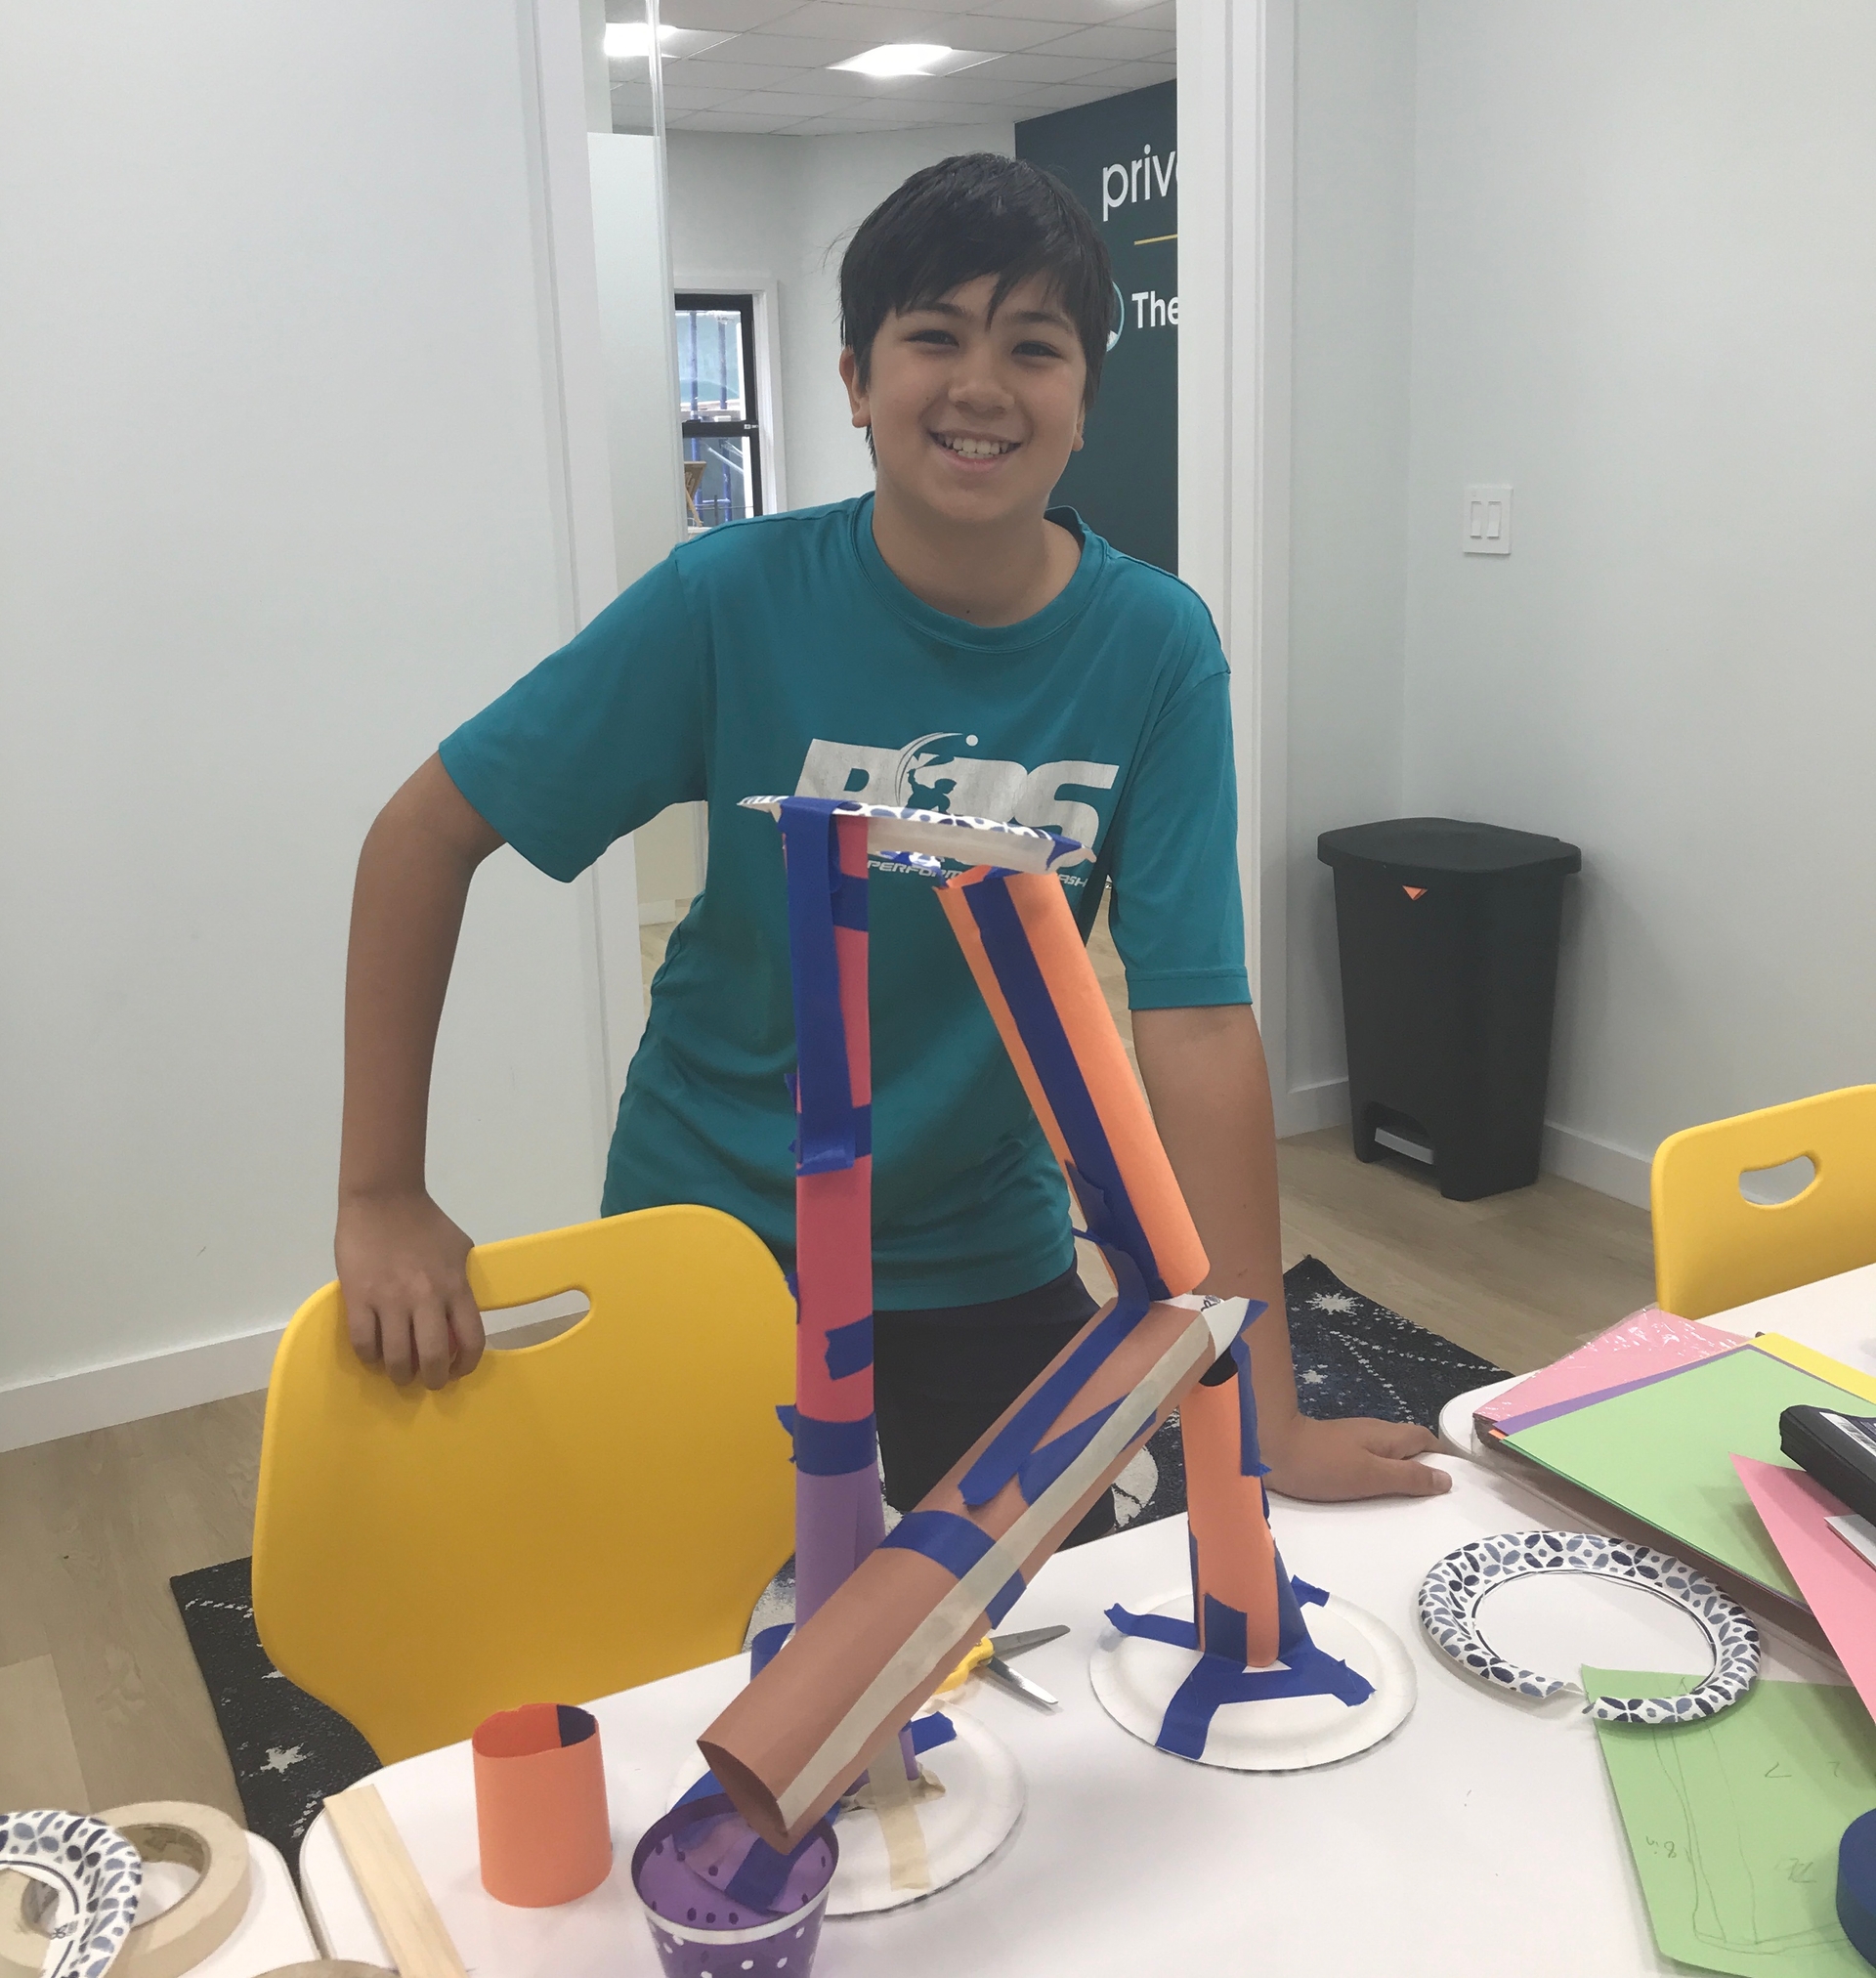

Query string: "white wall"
[1284, 0, 1418, 1104]
[0, 1, 651, 1440]
[665, 124, 1015, 512]
[1400, 1, 1876, 1198]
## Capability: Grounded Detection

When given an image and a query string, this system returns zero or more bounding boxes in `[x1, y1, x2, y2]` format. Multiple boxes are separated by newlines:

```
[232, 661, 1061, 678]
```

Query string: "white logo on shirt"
[795, 734, 1119, 853]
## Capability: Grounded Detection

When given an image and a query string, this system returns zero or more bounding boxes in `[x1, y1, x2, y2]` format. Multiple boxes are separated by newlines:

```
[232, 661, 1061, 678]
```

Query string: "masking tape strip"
[0, 1802, 248, 1978]
[0, 1810, 141, 1978]
[857, 1732, 930, 1893]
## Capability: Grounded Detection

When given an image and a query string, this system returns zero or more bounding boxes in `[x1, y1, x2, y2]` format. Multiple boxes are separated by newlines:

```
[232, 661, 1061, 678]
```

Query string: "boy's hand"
[1260, 1413, 1453, 1502]
[335, 1191, 485, 1390]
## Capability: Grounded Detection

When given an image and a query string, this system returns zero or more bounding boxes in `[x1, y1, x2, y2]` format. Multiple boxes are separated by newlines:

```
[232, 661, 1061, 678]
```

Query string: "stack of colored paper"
[1476, 1307, 1740, 1435]
[1477, 1340, 1876, 1649]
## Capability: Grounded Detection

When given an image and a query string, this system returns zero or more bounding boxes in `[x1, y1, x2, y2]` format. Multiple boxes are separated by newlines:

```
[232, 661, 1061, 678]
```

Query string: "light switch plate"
[1463, 483, 1513, 555]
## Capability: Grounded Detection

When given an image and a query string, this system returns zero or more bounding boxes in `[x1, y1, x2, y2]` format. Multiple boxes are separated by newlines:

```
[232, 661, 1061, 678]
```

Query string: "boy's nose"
[948, 359, 1013, 413]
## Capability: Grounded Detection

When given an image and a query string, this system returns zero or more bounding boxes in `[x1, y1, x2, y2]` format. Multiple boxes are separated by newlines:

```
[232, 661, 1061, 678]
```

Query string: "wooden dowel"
[323, 1784, 468, 1978]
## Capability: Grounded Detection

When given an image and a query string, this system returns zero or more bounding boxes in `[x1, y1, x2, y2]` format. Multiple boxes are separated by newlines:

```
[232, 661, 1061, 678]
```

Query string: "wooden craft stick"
[323, 1785, 468, 1978]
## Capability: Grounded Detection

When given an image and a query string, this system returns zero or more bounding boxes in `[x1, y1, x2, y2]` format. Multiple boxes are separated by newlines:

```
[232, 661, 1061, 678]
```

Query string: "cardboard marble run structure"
[697, 796, 1411, 1878]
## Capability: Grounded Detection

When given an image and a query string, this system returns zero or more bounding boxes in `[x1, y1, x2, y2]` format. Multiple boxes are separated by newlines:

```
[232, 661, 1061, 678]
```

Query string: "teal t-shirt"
[440, 495, 1248, 1307]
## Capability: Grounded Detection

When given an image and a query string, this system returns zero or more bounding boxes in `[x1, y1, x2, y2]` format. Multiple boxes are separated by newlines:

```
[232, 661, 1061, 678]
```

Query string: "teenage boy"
[335, 153, 1446, 1521]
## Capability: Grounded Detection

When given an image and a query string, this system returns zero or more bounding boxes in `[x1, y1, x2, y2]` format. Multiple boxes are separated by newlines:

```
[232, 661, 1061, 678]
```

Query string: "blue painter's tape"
[1016, 1397, 1128, 1504]
[824, 1314, 874, 1381]
[1227, 1331, 1271, 1478]
[911, 1712, 958, 1755]
[881, 1509, 1026, 1626]
[831, 868, 869, 931]
[964, 877, 1166, 1296]
[1291, 1575, 1329, 1609]
[780, 797, 859, 1176]
[723, 1818, 831, 1912]
[1272, 1546, 1310, 1657]
[790, 1410, 878, 1477]
[749, 1622, 791, 1678]
[676, 1770, 723, 1809]
[775, 1403, 796, 1442]
[1155, 1636, 1375, 1758]
[1202, 1593, 1250, 1667]
[1105, 1604, 1198, 1650]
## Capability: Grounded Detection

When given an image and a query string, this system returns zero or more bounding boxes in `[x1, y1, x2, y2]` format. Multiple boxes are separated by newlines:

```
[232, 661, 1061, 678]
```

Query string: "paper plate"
[0, 1810, 142, 1978]
[667, 1710, 1023, 1916]
[1089, 1593, 1417, 1770]
[1416, 1528, 1760, 1723]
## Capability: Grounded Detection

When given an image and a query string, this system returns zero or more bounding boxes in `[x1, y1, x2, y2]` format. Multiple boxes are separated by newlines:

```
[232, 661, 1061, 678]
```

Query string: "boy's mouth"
[932, 432, 1017, 459]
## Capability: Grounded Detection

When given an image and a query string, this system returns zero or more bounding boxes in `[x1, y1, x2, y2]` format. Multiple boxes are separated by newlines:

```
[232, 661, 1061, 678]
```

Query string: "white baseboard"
[0, 1322, 289, 1454]
[1542, 1120, 1652, 1210]
[0, 1292, 590, 1455]
[637, 896, 689, 925]
[1275, 1075, 1352, 1138]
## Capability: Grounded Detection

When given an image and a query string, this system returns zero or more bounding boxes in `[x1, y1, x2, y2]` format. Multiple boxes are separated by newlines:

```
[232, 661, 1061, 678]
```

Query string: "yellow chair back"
[1651, 1085, 1876, 1319]
[253, 1205, 796, 1763]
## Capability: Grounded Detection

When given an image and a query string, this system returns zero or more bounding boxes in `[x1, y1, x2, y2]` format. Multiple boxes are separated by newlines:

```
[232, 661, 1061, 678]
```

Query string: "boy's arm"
[1131, 1004, 1451, 1500]
[336, 754, 504, 1389]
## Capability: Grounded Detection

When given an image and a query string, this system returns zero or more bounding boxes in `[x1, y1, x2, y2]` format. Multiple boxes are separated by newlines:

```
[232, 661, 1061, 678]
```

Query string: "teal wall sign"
[1016, 80, 1177, 574]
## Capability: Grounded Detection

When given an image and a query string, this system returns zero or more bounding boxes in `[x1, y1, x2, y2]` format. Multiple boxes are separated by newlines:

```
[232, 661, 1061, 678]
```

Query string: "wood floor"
[1, 908, 1652, 1820]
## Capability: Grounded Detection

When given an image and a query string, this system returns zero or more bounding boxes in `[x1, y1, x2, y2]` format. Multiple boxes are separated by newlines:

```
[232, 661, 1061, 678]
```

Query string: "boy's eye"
[907, 327, 957, 346]
[1015, 339, 1063, 359]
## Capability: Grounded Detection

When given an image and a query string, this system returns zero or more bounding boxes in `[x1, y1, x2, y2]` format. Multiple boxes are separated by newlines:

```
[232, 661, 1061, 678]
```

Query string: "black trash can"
[1317, 817, 1581, 1201]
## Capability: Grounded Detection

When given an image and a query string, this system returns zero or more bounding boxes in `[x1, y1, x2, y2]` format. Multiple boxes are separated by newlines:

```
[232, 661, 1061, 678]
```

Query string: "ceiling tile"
[764, 1, 957, 39]
[1075, 56, 1172, 87]
[1113, 0, 1172, 24]
[667, 108, 814, 128]
[689, 28, 869, 64]
[660, 56, 798, 88]
[1029, 22, 1171, 56]
[1011, 77, 1137, 110]
[865, 69, 1035, 102]
[727, 86, 878, 114]
[658, 0, 800, 27]
[970, 0, 1162, 22]
[660, 80, 760, 108]
[932, 14, 1084, 48]
[782, 113, 896, 132]
[975, 49, 1119, 81]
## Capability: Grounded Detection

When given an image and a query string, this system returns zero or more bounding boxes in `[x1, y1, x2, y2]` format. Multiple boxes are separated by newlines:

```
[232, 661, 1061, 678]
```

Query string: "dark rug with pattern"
[172, 1255, 1505, 1873]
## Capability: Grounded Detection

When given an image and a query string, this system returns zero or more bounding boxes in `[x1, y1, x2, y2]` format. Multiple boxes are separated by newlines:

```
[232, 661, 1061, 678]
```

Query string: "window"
[675, 292, 763, 531]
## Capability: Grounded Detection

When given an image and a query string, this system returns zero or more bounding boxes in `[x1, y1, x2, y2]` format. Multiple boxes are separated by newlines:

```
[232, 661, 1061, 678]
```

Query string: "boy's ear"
[838, 346, 870, 430]
[1072, 408, 1087, 452]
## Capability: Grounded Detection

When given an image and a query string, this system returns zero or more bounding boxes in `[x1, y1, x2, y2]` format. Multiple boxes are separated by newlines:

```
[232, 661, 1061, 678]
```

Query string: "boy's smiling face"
[841, 272, 1088, 531]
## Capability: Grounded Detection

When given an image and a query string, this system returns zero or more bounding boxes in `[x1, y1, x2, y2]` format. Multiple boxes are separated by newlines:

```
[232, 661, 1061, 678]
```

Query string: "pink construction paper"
[1477, 1308, 1738, 1425]
[1733, 1454, 1876, 1715]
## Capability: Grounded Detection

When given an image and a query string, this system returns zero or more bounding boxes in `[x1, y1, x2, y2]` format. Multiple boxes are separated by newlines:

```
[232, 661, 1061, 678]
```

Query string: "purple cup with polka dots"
[631, 1793, 837, 1978]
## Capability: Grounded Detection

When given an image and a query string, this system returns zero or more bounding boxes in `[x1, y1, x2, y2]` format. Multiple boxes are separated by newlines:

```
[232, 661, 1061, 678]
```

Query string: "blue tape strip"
[910, 1712, 958, 1755]
[881, 1509, 1026, 1626]
[1105, 1603, 1198, 1650]
[749, 1622, 791, 1677]
[723, 1817, 831, 1912]
[780, 796, 858, 1176]
[964, 877, 1168, 1297]
[1015, 1397, 1129, 1504]
[824, 1314, 874, 1381]
[676, 1769, 723, 1809]
[1227, 1332, 1271, 1478]
[1291, 1576, 1329, 1609]
[789, 1409, 878, 1477]
[1202, 1592, 1249, 1666]
[831, 868, 868, 931]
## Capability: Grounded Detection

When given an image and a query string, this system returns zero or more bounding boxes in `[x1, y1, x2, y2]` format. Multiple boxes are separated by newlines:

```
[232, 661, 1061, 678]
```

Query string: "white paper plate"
[667, 1709, 1024, 1916]
[1089, 1592, 1417, 1770]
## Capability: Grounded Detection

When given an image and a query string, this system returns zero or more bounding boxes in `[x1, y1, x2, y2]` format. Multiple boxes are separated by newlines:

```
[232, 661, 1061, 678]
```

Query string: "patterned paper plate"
[0, 1810, 142, 1978]
[1417, 1529, 1760, 1724]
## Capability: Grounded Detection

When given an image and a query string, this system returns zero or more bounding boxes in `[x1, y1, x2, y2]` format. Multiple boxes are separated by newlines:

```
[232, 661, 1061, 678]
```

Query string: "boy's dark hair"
[839, 153, 1115, 406]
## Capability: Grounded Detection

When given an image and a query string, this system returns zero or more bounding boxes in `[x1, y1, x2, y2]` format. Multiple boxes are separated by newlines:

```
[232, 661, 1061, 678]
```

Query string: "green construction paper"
[1508, 1348, 1871, 1599]
[1588, 1667, 1876, 1978]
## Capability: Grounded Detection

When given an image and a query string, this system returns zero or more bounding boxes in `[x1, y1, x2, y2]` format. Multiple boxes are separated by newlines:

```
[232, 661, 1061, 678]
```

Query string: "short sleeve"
[1105, 663, 1251, 1010]
[438, 552, 708, 883]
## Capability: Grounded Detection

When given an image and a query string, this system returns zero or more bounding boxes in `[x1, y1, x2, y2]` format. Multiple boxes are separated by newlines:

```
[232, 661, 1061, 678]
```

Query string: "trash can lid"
[1317, 817, 1581, 881]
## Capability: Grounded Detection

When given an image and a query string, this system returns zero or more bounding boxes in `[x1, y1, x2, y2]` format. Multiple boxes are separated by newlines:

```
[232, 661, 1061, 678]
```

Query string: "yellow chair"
[1651, 1085, 1876, 1319]
[252, 1205, 796, 1763]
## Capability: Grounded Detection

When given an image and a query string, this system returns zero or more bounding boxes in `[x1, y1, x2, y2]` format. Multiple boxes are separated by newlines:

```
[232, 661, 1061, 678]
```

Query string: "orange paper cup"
[473, 1702, 613, 1906]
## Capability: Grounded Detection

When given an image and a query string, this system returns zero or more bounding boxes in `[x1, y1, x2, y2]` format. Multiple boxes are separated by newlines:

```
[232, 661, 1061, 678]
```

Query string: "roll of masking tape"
[255, 1966, 397, 1976]
[0, 1802, 249, 1978]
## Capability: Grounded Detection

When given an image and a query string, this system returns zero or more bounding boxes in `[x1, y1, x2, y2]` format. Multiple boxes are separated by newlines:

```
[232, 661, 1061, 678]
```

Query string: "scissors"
[930, 1624, 1071, 1712]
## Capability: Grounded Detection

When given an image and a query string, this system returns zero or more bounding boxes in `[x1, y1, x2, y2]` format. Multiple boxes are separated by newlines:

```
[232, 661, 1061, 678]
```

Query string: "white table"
[298, 1455, 1844, 1978]
[1439, 1261, 1876, 1456]
[107, 1832, 317, 1976]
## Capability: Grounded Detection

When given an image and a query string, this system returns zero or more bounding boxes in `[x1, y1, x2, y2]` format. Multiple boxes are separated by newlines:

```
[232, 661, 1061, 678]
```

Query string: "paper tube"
[472, 1704, 613, 1907]
[700, 1290, 1245, 1850]
[1180, 1368, 1282, 1668]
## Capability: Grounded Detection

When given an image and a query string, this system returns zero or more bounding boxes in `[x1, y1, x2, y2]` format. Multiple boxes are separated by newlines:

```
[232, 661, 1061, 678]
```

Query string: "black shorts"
[873, 1266, 1115, 1550]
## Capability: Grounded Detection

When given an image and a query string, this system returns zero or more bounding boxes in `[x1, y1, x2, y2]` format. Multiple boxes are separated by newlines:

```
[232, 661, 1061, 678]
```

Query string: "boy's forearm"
[339, 755, 502, 1203]
[1131, 1003, 1302, 1443]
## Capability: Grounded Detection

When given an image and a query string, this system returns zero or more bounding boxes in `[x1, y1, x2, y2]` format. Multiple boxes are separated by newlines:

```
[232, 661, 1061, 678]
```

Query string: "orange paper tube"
[473, 1703, 613, 1907]
[1179, 1372, 1281, 1666]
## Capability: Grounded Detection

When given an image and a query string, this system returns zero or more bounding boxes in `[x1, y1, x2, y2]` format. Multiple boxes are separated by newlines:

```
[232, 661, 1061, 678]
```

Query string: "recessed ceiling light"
[831, 43, 998, 77]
